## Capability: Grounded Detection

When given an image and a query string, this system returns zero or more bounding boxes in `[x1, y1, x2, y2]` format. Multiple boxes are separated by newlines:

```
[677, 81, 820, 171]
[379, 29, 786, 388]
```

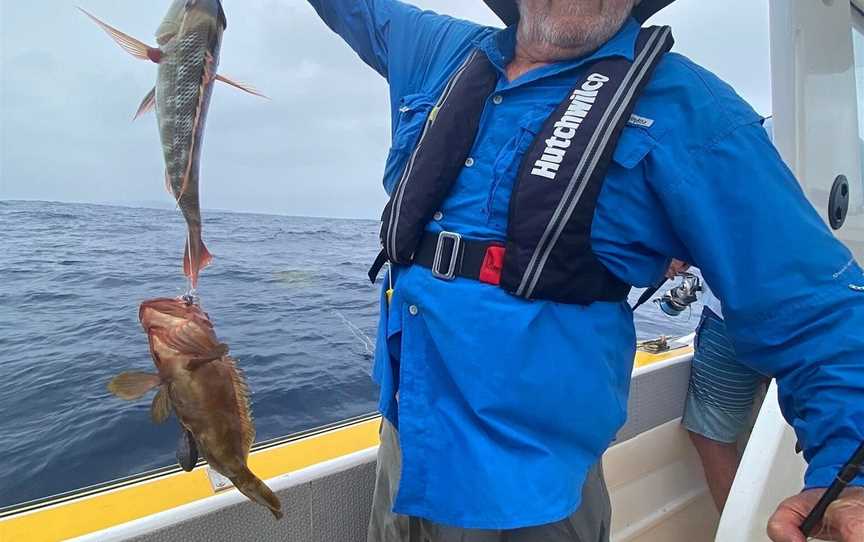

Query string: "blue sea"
[0, 200, 700, 509]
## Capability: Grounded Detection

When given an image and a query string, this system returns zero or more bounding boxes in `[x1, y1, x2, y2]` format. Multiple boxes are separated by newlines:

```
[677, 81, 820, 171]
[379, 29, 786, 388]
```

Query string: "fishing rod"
[800, 440, 864, 537]
[631, 279, 666, 311]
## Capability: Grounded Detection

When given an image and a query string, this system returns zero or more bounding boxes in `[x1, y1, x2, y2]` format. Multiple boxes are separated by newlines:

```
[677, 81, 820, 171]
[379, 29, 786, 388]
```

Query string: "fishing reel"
[655, 272, 702, 317]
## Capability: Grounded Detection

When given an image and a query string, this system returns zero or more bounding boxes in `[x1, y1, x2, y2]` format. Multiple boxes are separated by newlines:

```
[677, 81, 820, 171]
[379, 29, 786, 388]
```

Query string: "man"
[306, 1, 864, 540]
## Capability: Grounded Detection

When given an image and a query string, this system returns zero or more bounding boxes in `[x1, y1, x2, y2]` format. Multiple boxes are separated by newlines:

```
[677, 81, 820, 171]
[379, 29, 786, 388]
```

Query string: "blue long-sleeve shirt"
[307, 0, 864, 529]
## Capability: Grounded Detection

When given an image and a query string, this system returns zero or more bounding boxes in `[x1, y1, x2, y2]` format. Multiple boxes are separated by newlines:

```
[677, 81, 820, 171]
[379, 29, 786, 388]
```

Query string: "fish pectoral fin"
[187, 357, 215, 372]
[77, 7, 161, 63]
[215, 74, 269, 100]
[187, 343, 229, 371]
[133, 87, 156, 120]
[150, 386, 172, 424]
[107, 372, 161, 400]
[176, 428, 199, 472]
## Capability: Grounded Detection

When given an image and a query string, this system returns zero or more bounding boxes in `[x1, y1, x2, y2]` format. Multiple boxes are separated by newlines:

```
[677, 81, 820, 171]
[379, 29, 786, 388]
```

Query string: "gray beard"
[517, 1, 636, 59]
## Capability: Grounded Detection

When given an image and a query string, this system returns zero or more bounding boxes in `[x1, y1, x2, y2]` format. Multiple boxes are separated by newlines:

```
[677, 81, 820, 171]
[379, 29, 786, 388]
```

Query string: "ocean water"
[0, 200, 700, 509]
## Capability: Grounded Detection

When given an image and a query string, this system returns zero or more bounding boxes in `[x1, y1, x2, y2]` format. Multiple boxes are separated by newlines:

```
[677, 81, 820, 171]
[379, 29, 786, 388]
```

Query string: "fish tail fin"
[108, 372, 161, 400]
[183, 229, 213, 289]
[232, 467, 283, 520]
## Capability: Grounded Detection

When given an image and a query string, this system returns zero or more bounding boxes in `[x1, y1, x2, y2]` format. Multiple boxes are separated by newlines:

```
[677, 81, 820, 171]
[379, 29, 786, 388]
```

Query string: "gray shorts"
[367, 418, 611, 542]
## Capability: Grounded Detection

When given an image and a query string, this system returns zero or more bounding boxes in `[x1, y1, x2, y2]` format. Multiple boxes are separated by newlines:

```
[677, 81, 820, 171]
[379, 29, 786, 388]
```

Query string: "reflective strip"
[516, 27, 671, 298]
[386, 52, 479, 262]
[525, 28, 673, 298]
[517, 27, 667, 297]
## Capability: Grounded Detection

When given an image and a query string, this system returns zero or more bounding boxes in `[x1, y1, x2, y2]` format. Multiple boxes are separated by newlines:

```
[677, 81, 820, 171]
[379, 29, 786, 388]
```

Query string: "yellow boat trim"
[0, 417, 381, 542]
[635, 344, 693, 368]
[0, 344, 692, 542]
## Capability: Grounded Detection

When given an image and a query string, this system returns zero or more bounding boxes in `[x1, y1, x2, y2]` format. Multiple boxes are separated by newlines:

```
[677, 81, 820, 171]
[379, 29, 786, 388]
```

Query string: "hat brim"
[482, 0, 675, 26]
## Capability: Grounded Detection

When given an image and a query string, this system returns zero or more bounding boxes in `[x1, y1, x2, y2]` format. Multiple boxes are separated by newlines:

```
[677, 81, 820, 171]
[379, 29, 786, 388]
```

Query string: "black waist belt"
[369, 231, 506, 285]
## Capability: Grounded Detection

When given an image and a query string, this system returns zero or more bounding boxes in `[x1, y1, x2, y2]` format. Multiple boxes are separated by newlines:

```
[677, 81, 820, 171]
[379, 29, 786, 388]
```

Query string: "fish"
[108, 297, 283, 519]
[80, 2, 266, 289]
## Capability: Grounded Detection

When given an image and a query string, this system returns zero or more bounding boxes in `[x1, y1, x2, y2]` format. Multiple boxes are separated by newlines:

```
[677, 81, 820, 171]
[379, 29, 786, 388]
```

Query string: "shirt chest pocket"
[485, 108, 664, 229]
[610, 118, 666, 170]
[485, 106, 554, 229]
[382, 93, 436, 195]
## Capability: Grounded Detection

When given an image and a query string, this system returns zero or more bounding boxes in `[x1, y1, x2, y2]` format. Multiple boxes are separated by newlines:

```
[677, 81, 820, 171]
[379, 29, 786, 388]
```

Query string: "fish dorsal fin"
[224, 357, 255, 455]
[134, 87, 156, 120]
[108, 372, 161, 400]
[217, 1, 228, 30]
[151, 386, 172, 424]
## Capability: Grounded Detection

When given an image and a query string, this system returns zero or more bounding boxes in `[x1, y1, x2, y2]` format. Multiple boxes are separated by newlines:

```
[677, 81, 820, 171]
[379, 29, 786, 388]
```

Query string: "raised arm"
[305, 0, 397, 77]
[306, 0, 486, 92]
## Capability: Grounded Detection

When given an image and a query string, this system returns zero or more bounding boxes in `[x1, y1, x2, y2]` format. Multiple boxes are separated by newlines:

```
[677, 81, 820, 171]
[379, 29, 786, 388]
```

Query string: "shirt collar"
[476, 16, 641, 77]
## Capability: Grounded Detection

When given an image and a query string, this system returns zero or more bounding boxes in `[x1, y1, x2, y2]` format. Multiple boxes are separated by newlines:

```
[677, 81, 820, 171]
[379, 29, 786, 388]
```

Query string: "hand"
[665, 259, 690, 279]
[767, 487, 864, 541]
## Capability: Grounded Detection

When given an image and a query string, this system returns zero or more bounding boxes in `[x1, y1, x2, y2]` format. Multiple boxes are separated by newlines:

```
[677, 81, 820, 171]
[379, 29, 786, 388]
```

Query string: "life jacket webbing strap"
[514, 26, 674, 299]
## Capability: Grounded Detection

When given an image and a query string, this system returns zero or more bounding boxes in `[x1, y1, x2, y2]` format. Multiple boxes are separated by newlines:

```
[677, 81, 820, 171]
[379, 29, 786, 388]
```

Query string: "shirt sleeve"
[305, 0, 484, 87]
[647, 119, 864, 489]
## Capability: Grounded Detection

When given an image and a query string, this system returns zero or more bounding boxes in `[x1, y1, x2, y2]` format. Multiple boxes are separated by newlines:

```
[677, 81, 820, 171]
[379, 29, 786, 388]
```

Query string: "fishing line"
[184, 233, 194, 297]
[334, 310, 375, 362]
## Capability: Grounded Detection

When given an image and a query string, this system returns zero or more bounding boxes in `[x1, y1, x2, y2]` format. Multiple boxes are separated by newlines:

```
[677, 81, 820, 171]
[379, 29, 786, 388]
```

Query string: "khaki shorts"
[368, 419, 611, 542]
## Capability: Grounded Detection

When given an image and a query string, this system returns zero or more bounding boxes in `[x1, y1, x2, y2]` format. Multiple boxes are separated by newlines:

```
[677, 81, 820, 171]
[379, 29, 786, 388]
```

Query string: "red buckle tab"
[479, 245, 505, 285]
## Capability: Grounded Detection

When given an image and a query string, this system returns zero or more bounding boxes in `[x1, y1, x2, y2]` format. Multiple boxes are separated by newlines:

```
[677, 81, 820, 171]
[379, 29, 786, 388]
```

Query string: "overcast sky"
[0, 0, 770, 218]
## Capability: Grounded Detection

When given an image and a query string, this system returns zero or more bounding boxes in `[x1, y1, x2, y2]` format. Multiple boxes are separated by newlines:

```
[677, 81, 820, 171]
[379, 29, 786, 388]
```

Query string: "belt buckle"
[432, 231, 462, 281]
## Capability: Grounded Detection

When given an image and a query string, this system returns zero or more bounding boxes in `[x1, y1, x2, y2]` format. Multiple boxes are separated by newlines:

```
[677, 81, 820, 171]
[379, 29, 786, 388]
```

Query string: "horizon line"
[0, 198, 380, 222]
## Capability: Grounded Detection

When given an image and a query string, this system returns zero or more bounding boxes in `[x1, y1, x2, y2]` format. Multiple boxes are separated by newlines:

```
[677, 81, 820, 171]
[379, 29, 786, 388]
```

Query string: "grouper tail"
[183, 227, 213, 289]
[231, 466, 283, 519]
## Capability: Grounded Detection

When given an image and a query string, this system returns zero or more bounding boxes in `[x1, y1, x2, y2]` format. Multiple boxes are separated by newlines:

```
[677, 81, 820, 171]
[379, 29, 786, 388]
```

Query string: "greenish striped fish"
[80, 1, 265, 289]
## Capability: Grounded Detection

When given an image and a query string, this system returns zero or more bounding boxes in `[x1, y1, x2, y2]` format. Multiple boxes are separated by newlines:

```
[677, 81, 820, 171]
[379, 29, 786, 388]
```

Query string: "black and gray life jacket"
[372, 26, 674, 305]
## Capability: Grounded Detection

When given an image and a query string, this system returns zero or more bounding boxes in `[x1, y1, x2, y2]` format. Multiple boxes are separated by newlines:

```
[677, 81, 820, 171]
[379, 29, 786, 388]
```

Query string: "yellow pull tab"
[386, 263, 395, 305]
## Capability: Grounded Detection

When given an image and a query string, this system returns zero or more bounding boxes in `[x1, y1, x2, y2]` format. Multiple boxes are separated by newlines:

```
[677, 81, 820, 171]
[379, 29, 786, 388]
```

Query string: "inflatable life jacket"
[371, 26, 674, 305]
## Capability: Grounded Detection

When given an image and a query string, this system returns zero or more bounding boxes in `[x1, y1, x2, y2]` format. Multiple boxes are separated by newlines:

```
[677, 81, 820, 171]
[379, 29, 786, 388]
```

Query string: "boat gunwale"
[0, 411, 380, 519]
[0, 342, 694, 523]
